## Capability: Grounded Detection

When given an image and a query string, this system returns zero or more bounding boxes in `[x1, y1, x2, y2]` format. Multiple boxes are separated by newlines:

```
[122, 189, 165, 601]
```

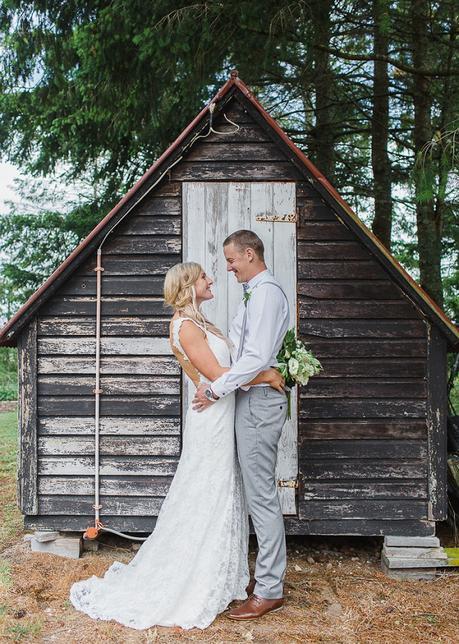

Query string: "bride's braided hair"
[163, 262, 230, 346]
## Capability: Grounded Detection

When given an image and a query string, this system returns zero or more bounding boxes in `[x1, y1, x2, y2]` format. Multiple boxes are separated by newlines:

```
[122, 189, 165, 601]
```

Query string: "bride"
[69, 261, 285, 630]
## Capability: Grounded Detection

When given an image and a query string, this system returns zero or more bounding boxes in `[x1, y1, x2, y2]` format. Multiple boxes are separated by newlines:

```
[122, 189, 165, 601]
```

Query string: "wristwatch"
[203, 387, 219, 402]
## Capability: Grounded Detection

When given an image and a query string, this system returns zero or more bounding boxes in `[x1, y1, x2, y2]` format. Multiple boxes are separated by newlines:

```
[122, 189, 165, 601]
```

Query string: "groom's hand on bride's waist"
[192, 384, 219, 412]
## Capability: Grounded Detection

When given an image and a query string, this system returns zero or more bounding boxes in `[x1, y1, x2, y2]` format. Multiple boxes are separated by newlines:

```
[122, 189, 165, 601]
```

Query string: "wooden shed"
[1, 71, 458, 541]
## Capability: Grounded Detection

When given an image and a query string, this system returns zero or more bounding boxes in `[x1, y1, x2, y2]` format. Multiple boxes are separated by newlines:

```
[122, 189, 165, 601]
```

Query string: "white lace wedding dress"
[70, 317, 250, 630]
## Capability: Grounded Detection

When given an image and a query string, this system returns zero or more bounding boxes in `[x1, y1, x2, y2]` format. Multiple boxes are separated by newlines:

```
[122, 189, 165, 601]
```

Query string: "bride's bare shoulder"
[177, 318, 206, 341]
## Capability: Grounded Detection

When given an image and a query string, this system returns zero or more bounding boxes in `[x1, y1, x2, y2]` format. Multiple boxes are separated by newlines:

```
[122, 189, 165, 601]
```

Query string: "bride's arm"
[178, 321, 229, 381]
[179, 322, 284, 390]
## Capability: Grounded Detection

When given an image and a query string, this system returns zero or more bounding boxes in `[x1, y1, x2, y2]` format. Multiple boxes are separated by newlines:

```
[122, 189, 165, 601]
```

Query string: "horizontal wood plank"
[299, 318, 426, 338]
[299, 420, 426, 440]
[298, 499, 427, 520]
[203, 123, 272, 143]
[301, 339, 426, 358]
[38, 337, 172, 356]
[41, 296, 167, 316]
[38, 475, 173, 496]
[38, 435, 180, 456]
[283, 518, 435, 536]
[299, 299, 418, 318]
[310, 358, 425, 378]
[38, 356, 179, 376]
[38, 396, 179, 416]
[24, 514, 435, 536]
[297, 222, 355, 241]
[60, 275, 164, 296]
[302, 481, 427, 500]
[39, 416, 180, 435]
[38, 495, 165, 516]
[117, 216, 180, 236]
[297, 202, 337, 222]
[186, 142, 287, 161]
[299, 439, 427, 459]
[152, 181, 181, 197]
[171, 161, 302, 181]
[38, 317, 171, 337]
[38, 456, 179, 476]
[132, 196, 181, 216]
[298, 260, 388, 280]
[299, 379, 426, 398]
[297, 280, 403, 300]
[38, 375, 179, 396]
[300, 459, 427, 479]
[79, 255, 176, 276]
[300, 399, 426, 418]
[103, 236, 181, 255]
[24, 515, 158, 532]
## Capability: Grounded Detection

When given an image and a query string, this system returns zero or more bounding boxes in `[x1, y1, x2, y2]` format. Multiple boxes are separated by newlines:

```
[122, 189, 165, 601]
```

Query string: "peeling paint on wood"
[38, 337, 173, 356]
[18, 318, 38, 514]
[38, 456, 179, 476]
[38, 375, 179, 396]
[426, 323, 448, 519]
[38, 356, 179, 376]
[38, 435, 180, 456]
[38, 475, 173, 496]
[39, 416, 180, 435]
[38, 395, 180, 416]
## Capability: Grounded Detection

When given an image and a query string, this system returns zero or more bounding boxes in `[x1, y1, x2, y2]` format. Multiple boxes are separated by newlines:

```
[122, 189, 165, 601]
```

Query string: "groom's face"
[223, 242, 252, 283]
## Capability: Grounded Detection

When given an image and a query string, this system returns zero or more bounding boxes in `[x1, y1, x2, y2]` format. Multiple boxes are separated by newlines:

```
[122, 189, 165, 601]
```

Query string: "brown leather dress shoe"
[227, 594, 284, 620]
[245, 577, 256, 595]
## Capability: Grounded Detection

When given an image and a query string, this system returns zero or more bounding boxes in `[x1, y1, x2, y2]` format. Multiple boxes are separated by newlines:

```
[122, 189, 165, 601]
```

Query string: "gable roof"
[0, 71, 458, 350]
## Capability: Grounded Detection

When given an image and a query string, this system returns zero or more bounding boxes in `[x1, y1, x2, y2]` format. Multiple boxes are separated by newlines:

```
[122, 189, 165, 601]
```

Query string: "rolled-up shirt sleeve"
[211, 285, 285, 398]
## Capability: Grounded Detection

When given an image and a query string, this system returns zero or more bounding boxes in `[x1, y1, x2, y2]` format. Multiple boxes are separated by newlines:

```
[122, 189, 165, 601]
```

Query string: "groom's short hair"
[223, 230, 265, 261]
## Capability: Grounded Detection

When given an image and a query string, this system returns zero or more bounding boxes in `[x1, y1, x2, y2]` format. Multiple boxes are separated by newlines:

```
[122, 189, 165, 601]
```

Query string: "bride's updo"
[163, 262, 228, 344]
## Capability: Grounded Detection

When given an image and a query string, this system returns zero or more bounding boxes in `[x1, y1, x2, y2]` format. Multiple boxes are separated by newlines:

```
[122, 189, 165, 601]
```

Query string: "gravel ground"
[1, 531, 458, 643]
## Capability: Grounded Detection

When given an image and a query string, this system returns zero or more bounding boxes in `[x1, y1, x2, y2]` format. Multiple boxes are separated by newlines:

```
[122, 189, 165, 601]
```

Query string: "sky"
[0, 161, 20, 210]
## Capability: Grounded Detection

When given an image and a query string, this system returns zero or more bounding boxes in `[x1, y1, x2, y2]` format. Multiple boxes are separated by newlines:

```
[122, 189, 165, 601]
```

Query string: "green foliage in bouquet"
[276, 328, 323, 418]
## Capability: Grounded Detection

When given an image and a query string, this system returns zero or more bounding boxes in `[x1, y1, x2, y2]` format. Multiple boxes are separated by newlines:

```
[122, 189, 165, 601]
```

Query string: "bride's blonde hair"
[163, 262, 228, 345]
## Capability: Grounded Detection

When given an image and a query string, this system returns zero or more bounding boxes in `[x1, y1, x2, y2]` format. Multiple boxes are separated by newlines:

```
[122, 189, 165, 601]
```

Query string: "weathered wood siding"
[296, 181, 432, 536]
[33, 181, 182, 531]
[25, 92, 438, 537]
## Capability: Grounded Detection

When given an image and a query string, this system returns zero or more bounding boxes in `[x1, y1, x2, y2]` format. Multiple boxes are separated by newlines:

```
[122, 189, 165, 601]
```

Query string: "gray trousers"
[235, 386, 288, 599]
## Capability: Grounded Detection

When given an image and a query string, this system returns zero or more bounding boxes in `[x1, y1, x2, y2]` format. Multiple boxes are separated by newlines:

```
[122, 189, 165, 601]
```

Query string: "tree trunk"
[311, 0, 335, 180]
[411, 0, 443, 307]
[371, 0, 392, 250]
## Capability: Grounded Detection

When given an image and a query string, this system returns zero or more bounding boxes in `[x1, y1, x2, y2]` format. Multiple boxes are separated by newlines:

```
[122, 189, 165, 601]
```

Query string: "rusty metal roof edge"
[0, 76, 238, 346]
[232, 77, 459, 349]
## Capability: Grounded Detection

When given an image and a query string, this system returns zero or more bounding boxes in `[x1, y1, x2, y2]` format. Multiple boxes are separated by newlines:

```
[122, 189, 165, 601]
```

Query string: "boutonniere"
[243, 290, 252, 306]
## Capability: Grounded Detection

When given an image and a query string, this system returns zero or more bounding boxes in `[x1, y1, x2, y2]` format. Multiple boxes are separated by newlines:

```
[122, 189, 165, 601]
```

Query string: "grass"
[5, 619, 43, 642]
[0, 410, 23, 552]
[0, 349, 18, 402]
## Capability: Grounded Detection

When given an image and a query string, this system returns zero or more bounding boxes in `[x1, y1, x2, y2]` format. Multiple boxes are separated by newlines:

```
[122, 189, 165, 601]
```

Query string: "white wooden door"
[183, 182, 298, 514]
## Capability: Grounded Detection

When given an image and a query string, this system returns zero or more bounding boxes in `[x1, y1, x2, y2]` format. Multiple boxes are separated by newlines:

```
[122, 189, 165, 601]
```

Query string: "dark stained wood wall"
[24, 93, 435, 536]
[295, 183, 431, 536]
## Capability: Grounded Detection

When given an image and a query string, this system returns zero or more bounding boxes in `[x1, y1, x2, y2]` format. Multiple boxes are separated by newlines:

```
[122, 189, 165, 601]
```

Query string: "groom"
[193, 229, 290, 620]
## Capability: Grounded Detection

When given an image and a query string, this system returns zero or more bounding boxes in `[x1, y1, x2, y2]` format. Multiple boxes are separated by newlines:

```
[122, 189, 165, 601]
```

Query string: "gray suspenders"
[236, 279, 289, 361]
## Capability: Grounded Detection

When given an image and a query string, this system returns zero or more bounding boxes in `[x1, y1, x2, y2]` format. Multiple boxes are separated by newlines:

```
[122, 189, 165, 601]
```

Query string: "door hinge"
[255, 211, 298, 223]
[277, 479, 299, 489]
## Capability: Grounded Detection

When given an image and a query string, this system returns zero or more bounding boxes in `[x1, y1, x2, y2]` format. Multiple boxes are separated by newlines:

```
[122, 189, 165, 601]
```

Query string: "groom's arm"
[210, 285, 286, 399]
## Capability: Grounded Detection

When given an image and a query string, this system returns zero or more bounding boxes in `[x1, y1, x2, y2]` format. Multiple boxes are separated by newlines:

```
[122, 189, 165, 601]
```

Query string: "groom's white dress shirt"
[211, 269, 289, 399]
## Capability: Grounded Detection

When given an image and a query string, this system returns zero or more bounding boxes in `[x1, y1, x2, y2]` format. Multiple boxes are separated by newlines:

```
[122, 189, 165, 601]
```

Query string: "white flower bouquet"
[276, 328, 323, 419]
